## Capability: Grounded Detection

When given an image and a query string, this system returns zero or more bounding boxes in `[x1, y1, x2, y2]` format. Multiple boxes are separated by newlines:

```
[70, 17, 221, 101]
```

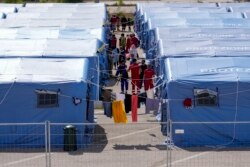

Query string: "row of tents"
[0, 3, 108, 148]
[135, 2, 250, 147]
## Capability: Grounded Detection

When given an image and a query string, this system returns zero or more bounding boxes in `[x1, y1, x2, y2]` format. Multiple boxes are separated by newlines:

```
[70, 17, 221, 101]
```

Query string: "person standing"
[127, 18, 133, 31]
[116, 60, 129, 94]
[119, 33, 126, 50]
[108, 48, 113, 77]
[119, 47, 126, 63]
[116, 15, 120, 31]
[111, 48, 119, 69]
[128, 59, 140, 95]
[129, 44, 138, 62]
[108, 33, 112, 49]
[144, 64, 155, 91]
[110, 15, 117, 32]
[139, 59, 147, 89]
[110, 34, 117, 50]
[131, 34, 140, 48]
[121, 16, 127, 32]
[125, 34, 131, 53]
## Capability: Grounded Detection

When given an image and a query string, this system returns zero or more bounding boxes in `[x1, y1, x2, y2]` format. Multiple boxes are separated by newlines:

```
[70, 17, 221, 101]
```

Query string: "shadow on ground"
[69, 125, 108, 155]
[113, 144, 168, 151]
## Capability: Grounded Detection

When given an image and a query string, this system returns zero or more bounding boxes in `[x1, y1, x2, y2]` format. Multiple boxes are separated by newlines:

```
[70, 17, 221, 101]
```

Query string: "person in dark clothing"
[127, 18, 133, 31]
[116, 60, 129, 94]
[108, 33, 112, 49]
[139, 59, 147, 89]
[119, 48, 126, 63]
[121, 16, 127, 32]
[116, 15, 120, 31]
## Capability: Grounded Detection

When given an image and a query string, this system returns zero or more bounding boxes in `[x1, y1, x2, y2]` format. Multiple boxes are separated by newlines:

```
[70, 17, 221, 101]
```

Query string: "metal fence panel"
[0, 123, 47, 167]
[170, 122, 250, 167]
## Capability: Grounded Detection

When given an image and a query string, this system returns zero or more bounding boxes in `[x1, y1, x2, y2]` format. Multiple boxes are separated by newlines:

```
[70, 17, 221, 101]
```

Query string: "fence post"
[48, 121, 51, 167]
[166, 120, 172, 167]
[45, 121, 51, 167]
[45, 122, 48, 167]
[166, 120, 169, 167]
[169, 120, 172, 167]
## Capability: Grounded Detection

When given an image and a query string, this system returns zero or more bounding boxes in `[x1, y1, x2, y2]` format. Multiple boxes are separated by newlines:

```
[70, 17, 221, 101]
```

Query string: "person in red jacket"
[125, 34, 131, 53]
[110, 15, 117, 32]
[144, 64, 155, 91]
[130, 34, 140, 48]
[110, 34, 117, 50]
[128, 59, 140, 95]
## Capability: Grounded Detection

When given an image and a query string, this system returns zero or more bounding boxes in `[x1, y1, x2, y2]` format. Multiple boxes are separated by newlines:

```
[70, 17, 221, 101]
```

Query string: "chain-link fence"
[1, 122, 250, 167]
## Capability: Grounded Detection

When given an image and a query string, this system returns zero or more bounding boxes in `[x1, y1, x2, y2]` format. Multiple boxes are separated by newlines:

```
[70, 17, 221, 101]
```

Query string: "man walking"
[128, 59, 140, 95]
[119, 33, 126, 50]
[121, 16, 127, 32]
[139, 59, 147, 89]
[116, 60, 129, 94]
[144, 64, 155, 91]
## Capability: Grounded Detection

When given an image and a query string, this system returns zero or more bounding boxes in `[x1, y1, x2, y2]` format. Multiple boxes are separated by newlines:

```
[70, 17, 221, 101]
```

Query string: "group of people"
[116, 58, 155, 95]
[108, 33, 140, 70]
[110, 15, 133, 32]
[107, 14, 155, 95]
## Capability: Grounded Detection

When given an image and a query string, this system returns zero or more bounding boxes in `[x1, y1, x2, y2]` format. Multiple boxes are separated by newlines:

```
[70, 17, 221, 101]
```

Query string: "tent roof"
[219, 3, 250, 7]
[154, 27, 250, 41]
[0, 39, 100, 58]
[141, 6, 228, 14]
[7, 12, 105, 20]
[0, 27, 103, 40]
[0, 58, 88, 83]
[144, 11, 243, 20]
[149, 18, 250, 28]
[159, 38, 250, 57]
[0, 7, 18, 14]
[0, 18, 104, 28]
[25, 3, 105, 8]
[165, 57, 250, 82]
[137, 2, 217, 9]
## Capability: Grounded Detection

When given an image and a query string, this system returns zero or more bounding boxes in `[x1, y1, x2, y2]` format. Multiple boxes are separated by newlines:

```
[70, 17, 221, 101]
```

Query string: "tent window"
[37, 93, 58, 108]
[194, 89, 218, 106]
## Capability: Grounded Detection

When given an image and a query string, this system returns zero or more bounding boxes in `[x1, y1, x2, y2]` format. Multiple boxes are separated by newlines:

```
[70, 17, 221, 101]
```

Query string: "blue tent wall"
[0, 82, 88, 123]
[0, 57, 95, 148]
[162, 57, 250, 146]
[0, 81, 88, 147]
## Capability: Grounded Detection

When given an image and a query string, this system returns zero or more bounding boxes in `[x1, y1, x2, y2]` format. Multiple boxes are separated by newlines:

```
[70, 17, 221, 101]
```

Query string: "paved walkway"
[95, 23, 157, 124]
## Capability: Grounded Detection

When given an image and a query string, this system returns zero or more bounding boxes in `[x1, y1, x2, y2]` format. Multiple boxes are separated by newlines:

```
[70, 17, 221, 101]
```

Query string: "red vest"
[129, 63, 140, 79]
[111, 37, 117, 47]
[144, 69, 155, 80]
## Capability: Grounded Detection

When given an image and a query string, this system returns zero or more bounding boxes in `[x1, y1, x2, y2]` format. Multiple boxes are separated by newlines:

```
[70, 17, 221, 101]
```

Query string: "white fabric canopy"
[0, 58, 88, 83]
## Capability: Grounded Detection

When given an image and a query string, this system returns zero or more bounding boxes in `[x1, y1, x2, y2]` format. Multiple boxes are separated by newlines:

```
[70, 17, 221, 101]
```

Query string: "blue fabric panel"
[0, 82, 89, 147]
[162, 57, 250, 146]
